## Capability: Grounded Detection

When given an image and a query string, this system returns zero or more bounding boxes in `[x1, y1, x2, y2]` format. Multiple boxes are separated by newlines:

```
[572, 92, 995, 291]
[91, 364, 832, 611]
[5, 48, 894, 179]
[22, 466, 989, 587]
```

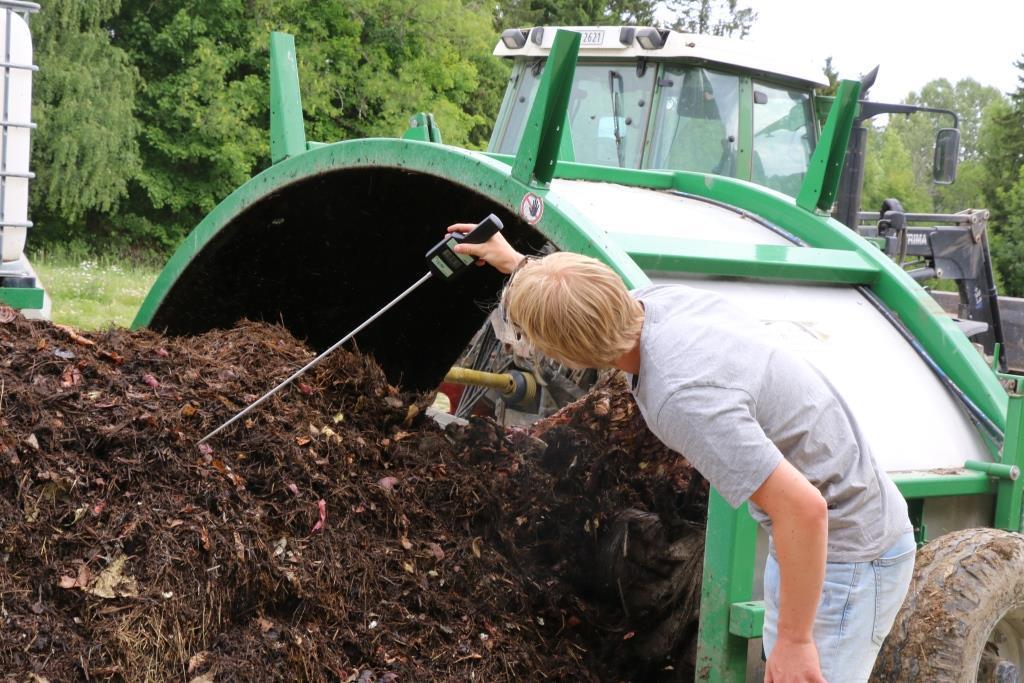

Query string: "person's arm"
[750, 460, 828, 683]
[446, 223, 524, 274]
[652, 385, 827, 682]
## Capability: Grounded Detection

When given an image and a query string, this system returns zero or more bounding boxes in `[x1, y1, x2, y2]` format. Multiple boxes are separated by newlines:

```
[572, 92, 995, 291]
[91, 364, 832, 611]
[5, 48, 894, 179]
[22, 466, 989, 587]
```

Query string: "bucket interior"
[148, 167, 549, 391]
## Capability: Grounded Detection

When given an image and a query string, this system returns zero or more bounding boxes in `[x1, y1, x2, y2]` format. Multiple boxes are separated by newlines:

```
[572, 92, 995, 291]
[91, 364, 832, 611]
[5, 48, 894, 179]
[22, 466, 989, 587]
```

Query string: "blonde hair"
[501, 252, 643, 368]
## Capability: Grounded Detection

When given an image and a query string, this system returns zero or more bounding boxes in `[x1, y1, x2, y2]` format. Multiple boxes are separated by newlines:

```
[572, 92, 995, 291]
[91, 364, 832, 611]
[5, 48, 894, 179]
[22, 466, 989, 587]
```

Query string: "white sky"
[744, 0, 1023, 103]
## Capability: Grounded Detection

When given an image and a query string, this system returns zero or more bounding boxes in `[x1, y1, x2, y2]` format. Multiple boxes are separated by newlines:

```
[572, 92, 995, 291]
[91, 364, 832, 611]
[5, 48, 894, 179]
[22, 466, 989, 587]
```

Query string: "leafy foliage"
[860, 77, 1005, 220]
[494, 0, 657, 28]
[884, 78, 1003, 213]
[858, 62, 1024, 296]
[905, 78, 1002, 159]
[665, 0, 757, 37]
[30, 0, 506, 252]
[30, 0, 140, 244]
[861, 125, 933, 214]
[818, 56, 839, 97]
[106, 1, 269, 248]
[981, 58, 1024, 294]
[980, 67, 1024, 225]
[491, 0, 755, 36]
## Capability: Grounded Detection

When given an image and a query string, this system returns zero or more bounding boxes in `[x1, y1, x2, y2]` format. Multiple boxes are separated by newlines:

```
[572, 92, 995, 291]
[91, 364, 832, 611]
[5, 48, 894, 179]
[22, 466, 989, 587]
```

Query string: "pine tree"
[31, 0, 140, 245]
[982, 57, 1024, 294]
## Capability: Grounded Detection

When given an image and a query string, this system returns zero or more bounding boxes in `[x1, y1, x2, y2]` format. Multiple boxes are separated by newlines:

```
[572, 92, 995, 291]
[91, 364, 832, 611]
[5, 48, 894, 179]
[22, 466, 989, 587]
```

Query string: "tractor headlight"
[635, 28, 666, 50]
[501, 28, 529, 49]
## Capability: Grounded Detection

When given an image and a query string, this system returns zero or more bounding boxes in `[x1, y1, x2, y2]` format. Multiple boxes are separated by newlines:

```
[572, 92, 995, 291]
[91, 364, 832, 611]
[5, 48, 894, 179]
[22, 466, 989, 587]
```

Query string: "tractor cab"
[489, 27, 1014, 371]
[489, 27, 826, 197]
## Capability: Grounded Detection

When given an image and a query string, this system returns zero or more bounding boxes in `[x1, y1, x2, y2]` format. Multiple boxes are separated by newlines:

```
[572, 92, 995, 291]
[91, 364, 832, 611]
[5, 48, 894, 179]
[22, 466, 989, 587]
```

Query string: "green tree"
[106, 0, 270, 249]
[904, 78, 1001, 159]
[491, 0, 755, 35]
[861, 124, 933, 215]
[987, 166, 1024, 295]
[884, 78, 1003, 213]
[933, 157, 987, 214]
[817, 56, 839, 97]
[30, 0, 140, 245]
[981, 67, 1024, 225]
[928, 97, 1003, 216]
[494, 0, 657, 29]
[666, 0, 757, 37]
[325, 0, 507, 147]
[981, 57, 1024, 294]
[105, 0, 505, 250]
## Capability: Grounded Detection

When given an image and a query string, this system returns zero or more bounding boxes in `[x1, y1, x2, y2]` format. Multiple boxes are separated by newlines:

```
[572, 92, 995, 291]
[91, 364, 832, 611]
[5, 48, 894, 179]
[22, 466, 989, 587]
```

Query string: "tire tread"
[872, 528, 1024, 682]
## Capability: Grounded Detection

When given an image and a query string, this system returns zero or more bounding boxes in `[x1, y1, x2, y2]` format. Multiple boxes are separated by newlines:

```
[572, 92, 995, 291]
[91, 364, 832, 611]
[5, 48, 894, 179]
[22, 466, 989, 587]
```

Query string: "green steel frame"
[796, 80, 859, 213]
[402, 112, 443, 144]
[135, 29, 1024, 681]
[619, 235, 880, 285]
[130, 135, 652, 330]
[511, 30, 579, 185]
[269, 32, 306, 163]
[0, 285, 43, 309]
[735, 76, 754, 180]
[479, 153, 1009, 431]
[696, 493, 758, 679]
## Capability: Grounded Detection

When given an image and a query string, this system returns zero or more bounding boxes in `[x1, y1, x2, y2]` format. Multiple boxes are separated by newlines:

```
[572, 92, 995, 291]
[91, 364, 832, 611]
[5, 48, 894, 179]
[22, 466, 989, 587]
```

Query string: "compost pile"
[0, 305, 708, 682]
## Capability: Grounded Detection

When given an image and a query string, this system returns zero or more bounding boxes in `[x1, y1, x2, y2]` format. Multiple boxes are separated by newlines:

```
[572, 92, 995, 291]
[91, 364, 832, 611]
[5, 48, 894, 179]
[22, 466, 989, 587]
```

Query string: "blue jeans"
[762, 531, 916, 682]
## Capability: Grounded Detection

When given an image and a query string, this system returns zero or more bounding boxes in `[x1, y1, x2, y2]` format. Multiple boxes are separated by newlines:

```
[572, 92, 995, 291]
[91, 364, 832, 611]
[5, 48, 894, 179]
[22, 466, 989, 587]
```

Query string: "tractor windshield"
[492, 61, 656, 167]
[647, 66, 740, 176]
[490, 60, 816, 196]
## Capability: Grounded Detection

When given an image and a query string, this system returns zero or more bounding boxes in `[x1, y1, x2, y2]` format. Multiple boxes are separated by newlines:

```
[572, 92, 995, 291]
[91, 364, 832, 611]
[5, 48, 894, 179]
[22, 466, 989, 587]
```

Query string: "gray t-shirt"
[628, 285, 911, 563]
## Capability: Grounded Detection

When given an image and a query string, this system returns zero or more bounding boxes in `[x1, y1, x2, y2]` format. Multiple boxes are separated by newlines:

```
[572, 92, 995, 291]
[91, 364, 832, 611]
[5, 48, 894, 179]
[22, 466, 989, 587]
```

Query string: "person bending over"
[447, 223, 915, 683]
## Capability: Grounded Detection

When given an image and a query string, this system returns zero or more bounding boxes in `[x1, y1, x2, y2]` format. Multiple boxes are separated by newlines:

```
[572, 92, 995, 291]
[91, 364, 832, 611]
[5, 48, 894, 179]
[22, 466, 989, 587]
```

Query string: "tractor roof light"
[635, 27, 667, 50]
[530, 27, 544, 45]
[501, 28, 529, 50]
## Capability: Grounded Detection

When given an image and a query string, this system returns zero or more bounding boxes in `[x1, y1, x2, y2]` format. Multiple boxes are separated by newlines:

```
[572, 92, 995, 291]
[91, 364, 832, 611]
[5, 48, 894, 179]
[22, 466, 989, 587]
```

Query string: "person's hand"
[764, 636, 825, 683]
[446, 223, 525, 274]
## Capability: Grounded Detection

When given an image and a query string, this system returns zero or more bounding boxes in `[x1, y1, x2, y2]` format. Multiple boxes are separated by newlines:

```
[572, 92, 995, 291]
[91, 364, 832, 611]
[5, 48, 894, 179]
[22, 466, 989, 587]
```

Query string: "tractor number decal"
[520, 192, 544, 225]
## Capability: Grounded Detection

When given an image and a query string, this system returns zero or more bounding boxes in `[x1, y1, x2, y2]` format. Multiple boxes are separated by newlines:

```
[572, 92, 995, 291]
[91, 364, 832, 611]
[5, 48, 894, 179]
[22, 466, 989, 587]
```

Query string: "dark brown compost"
[0, 306, 707, 682]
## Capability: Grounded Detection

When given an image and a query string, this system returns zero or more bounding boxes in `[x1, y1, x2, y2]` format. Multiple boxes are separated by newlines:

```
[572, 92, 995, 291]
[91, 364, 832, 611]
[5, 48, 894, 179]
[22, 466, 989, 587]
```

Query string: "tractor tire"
[872, 527, 1024, 682]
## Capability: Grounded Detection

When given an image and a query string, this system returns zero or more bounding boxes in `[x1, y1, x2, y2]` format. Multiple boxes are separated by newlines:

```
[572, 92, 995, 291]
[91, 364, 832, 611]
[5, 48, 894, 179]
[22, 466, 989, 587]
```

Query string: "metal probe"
[198, 272, 433, 445]
[198, 213, 504, 446]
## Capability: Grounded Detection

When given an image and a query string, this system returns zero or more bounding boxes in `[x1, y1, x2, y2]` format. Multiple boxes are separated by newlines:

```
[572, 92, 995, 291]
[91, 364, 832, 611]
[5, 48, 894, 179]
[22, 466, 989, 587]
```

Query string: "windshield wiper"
[608, 70, 626, 167]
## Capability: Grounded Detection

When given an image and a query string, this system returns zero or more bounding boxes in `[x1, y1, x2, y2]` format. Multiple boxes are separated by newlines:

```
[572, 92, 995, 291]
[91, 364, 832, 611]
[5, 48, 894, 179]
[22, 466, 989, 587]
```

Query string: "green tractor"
[123, 27, 1024, 680]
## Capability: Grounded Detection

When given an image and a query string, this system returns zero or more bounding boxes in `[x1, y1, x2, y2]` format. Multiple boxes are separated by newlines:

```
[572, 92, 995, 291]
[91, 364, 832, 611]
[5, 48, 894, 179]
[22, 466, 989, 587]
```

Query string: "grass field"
[32, 252, 161, 330]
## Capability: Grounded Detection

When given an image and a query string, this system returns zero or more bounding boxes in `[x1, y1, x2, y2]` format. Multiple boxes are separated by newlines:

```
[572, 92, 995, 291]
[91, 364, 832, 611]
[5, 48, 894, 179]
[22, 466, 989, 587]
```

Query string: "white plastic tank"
[551, 178, 992, 473]
[0, 2, 34, 263]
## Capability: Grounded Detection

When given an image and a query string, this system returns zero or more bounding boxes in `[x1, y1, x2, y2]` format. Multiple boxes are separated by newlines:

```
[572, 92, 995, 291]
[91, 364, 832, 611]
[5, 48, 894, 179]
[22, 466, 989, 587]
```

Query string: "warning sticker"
[519, 192, 544, 225]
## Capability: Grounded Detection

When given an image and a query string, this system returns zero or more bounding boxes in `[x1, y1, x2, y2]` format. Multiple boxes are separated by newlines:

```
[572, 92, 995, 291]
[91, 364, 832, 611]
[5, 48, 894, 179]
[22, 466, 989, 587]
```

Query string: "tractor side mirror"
[933, 127, 959, 185]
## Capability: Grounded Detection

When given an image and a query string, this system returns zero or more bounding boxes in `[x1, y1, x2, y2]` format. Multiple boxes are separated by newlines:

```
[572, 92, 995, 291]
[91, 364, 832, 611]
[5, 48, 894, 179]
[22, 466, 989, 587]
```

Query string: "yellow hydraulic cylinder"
[444, 367, 537, 406]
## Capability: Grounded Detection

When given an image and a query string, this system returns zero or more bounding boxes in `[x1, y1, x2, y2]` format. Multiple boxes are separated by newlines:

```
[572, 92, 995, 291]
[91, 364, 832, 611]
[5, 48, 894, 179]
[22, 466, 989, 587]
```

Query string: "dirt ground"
[0, 305, 708, 682]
